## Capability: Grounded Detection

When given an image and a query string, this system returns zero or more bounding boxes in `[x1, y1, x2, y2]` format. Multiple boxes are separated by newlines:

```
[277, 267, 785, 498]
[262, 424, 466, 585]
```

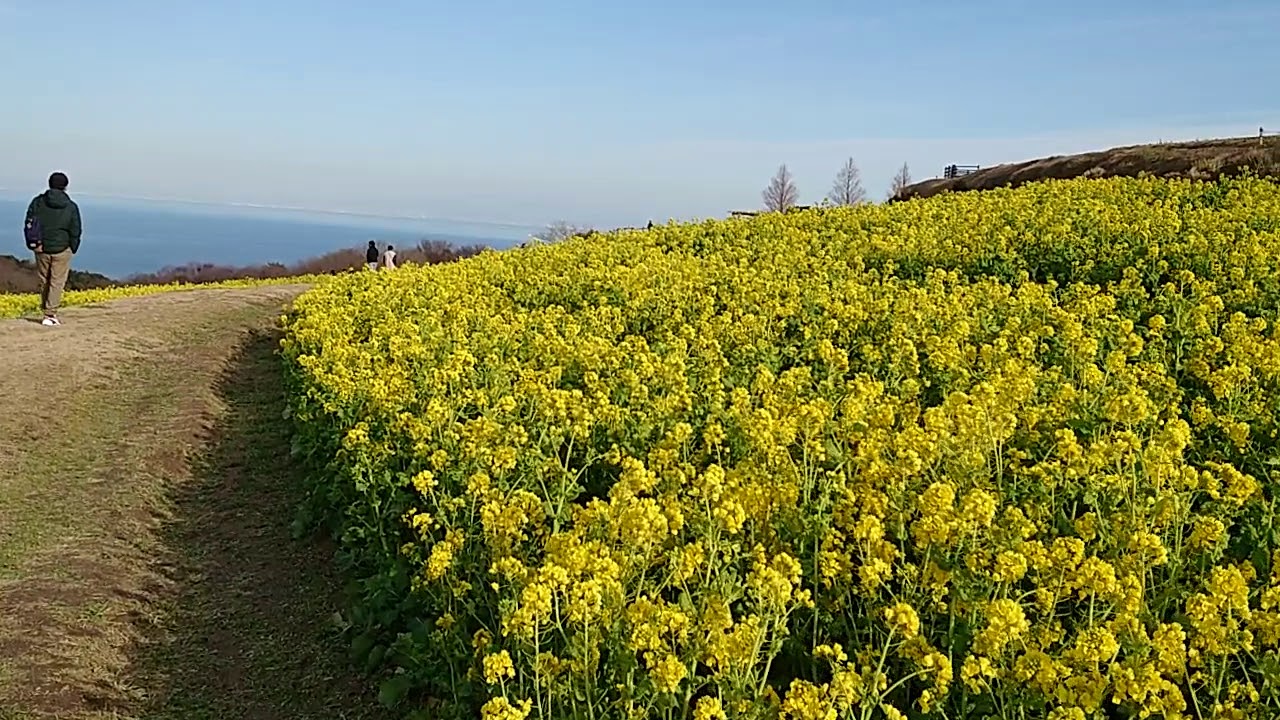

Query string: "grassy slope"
[895, 135, 1280, 201]
[0, 287, 389, 720]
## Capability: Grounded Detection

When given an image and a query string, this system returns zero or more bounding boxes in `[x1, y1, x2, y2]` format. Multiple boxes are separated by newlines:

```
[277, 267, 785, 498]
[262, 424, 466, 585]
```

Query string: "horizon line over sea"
[0, 187, 546, 235]
[1, 192, 540, 279]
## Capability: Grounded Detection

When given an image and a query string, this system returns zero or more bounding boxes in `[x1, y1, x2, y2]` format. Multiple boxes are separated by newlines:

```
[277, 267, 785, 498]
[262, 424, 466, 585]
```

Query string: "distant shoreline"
[0, 188, 544, 235]
[0, 236, 486, 294]
[0, 196, 519, 278]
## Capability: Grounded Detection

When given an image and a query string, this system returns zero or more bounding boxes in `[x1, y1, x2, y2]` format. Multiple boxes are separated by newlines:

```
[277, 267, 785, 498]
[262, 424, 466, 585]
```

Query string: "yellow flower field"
[0, 274, 328, 318]
[282, 175, 1280, 720]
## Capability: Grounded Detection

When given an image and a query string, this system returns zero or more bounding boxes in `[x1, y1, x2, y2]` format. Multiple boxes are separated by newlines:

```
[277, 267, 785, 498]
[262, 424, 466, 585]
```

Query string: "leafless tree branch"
[762, 164, 800, 212]
[888, 162, 912, 199]
[827, 157, 867, 206]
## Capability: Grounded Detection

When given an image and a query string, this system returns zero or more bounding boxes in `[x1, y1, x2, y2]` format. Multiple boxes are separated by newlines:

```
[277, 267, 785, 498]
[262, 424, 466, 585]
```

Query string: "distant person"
[23, 172, 83, 327]
[382, 244, 397, 270]
[365, 241, 379, 271]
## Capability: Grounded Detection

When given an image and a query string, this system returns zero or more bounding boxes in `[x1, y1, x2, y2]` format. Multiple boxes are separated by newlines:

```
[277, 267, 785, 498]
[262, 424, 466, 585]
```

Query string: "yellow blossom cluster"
[0, 273, 331, 318]
[282, 174, 1280, 719]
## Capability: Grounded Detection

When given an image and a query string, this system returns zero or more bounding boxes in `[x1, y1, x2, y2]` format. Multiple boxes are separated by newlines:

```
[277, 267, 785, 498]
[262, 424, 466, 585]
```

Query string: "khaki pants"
[35, 249, 73, 316]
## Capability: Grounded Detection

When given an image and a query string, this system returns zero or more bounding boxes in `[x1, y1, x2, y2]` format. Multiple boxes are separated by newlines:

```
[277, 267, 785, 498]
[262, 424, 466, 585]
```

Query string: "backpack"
[23, 209, 42, 251]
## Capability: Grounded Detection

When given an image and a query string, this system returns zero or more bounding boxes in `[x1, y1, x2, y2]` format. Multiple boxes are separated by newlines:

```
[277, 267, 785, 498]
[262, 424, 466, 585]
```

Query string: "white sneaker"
[41, 316, 61, 327]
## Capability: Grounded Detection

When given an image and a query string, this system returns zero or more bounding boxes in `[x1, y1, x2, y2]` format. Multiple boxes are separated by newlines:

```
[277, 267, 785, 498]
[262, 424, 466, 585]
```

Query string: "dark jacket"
[366, 244, 379, 263]
[26, 190, 83, 254]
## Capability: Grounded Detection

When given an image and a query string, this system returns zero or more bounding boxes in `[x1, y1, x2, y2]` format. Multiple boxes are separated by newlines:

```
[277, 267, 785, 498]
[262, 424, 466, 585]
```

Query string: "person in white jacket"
[381, 245, 397, 270]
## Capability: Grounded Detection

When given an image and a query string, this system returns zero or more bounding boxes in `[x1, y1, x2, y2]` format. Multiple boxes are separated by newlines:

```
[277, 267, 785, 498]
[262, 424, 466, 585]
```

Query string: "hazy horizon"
[0, 187, 545, 238]
[0, 194, 531, 278]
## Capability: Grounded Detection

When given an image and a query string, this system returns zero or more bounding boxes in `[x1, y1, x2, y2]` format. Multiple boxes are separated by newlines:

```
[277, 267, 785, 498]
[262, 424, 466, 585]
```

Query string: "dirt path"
[0, 288, 389, 720]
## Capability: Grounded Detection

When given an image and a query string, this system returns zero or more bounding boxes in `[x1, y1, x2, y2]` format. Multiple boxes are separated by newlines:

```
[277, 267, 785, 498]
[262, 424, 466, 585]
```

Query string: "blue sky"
[1, 0, 1277, 229]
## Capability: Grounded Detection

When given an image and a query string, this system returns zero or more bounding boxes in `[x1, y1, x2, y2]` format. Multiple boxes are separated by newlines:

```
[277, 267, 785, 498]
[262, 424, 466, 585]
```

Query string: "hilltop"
[894, 135, 1280, 201]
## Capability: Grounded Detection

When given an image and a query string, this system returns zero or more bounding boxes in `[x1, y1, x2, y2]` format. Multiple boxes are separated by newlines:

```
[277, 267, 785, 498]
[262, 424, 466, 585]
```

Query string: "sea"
[0, 192, 539, 279]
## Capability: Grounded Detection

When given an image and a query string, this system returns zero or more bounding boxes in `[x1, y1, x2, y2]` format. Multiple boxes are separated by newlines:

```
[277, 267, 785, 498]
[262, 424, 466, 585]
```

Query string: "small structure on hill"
[729, 205, 812, 218]
[943, 164, 980, 179]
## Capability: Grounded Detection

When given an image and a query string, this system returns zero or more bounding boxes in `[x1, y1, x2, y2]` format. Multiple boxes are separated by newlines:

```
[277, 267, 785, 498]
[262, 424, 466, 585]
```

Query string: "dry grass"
[896, 135, 1280, 201]
[0, 288, 389, 720]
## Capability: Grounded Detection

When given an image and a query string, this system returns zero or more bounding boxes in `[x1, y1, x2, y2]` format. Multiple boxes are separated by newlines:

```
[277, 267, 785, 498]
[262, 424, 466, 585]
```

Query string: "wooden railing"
[943, 164, 980, 179]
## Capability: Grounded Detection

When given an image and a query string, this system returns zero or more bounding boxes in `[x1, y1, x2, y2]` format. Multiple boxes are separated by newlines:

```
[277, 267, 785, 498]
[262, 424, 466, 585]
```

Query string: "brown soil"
[0, 287, 390, 719]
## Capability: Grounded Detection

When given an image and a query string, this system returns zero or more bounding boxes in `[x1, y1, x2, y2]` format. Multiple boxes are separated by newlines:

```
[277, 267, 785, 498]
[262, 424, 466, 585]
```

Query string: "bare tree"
[888, 162, 912, 199]
[762, 164, 800, 213]
[532, 220, 590, 244]
[826, 157, 867, 206]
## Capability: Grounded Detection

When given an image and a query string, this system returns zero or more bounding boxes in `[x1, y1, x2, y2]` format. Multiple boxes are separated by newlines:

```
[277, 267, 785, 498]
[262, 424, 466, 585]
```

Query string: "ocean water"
[0, 193, 538, 279]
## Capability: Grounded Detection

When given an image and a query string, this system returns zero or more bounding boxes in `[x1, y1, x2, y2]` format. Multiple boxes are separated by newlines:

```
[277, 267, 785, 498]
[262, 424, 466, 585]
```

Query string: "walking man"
[365, 240, 379, 271]
[382, 244, 397, 270]
[24, 172, 82, 326]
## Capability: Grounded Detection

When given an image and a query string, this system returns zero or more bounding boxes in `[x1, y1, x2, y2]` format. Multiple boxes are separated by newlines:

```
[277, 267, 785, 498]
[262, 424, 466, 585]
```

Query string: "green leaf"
[824, 438, 845, 463]
[365, 644, 387, 674]
[1259, 653, 1280, 693]
[378, 673, 414, 708]
[350, 631, 376, 663]
[1254, 547, 1272, 579]
[409, 618, 432, 645]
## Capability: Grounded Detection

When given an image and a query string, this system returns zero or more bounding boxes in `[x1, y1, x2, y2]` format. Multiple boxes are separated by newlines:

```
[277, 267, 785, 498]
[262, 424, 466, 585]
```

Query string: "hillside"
[6, 176, 1280, 718]
[281, 175, 1280, 718]
[0, 254, 115, 293]
[894, 134, 1280, 201]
